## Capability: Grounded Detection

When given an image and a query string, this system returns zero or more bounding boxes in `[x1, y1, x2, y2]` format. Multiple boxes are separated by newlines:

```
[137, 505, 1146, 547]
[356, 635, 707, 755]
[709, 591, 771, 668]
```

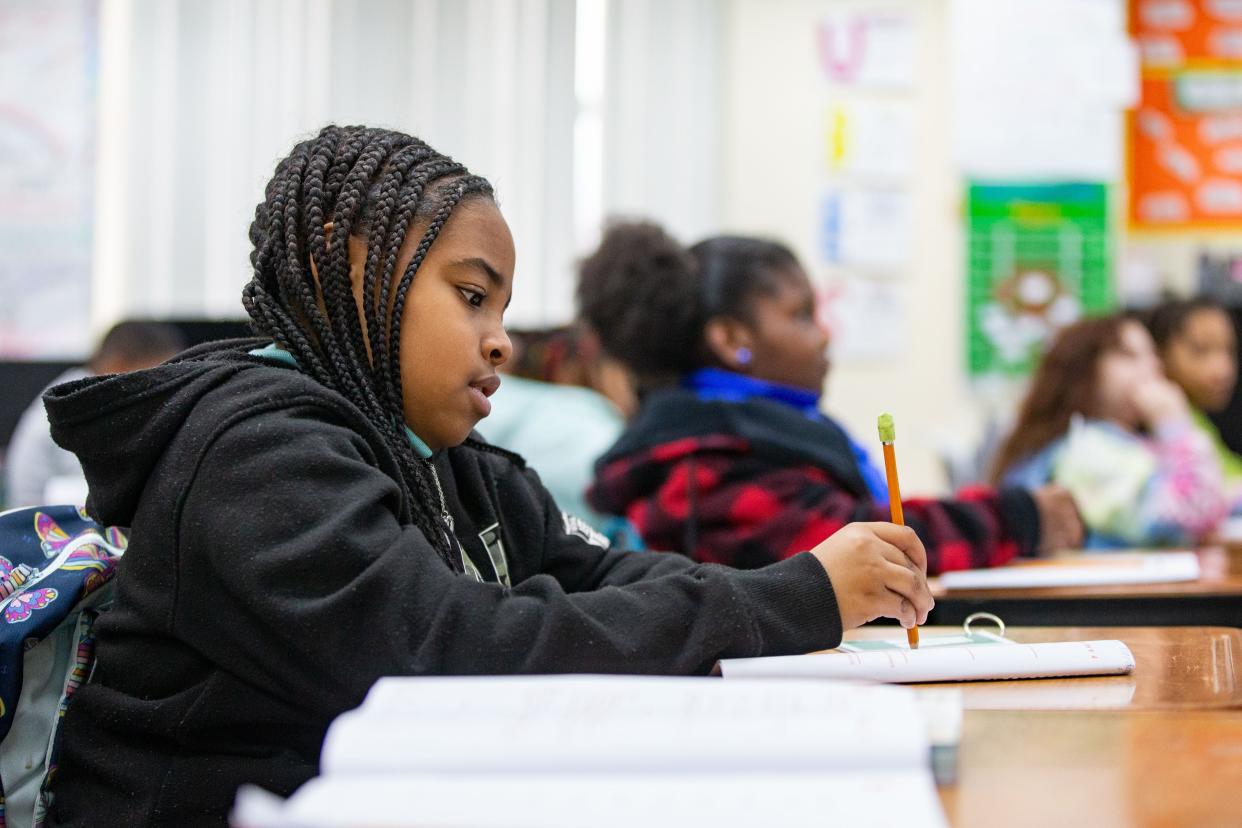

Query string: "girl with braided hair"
[42, 126, 932, 827]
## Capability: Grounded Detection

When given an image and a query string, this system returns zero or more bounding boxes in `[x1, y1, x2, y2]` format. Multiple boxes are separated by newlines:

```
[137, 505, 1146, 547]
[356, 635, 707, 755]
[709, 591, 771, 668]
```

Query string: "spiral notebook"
[718, 638, 1136, 683]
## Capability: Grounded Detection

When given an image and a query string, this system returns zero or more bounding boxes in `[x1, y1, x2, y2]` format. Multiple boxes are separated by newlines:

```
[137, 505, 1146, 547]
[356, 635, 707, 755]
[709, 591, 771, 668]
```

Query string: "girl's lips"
[468, 375, 500, 417]
[471, 374, 501, 397]
[469, 385, 492, 417]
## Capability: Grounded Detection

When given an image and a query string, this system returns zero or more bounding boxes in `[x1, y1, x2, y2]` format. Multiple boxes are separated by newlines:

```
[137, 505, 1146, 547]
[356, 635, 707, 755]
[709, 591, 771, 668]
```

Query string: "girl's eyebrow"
[449, 256, 505, 288]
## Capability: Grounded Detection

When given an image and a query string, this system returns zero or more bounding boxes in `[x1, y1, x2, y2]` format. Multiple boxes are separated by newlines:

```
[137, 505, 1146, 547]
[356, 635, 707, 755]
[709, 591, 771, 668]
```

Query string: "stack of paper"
[231, 676, 948, 828]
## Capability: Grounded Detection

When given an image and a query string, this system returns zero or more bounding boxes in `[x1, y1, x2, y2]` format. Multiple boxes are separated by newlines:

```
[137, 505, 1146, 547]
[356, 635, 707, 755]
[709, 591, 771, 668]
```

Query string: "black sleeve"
[175, 405, 843, 719]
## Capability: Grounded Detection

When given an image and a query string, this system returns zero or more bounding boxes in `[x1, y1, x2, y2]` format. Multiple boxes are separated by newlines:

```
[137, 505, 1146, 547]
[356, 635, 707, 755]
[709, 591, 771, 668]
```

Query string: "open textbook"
[937, 551, 1200, 590]
[231, 676, 948, 828]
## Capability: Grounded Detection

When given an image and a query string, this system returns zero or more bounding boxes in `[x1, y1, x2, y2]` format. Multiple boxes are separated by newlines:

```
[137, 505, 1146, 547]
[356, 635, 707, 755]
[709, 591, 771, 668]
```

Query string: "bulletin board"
[1128, 0, 1242, 229]
[967, 183, 1114, 377]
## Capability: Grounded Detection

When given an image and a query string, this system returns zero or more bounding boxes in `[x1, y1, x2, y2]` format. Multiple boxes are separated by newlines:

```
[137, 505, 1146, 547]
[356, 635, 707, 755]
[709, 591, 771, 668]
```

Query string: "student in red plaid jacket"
[580, 222, 1083, 574]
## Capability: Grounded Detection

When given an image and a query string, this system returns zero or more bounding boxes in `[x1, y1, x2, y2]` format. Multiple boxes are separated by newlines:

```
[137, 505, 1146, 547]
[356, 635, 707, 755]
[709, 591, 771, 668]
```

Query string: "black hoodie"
[41, 340, 842, 827]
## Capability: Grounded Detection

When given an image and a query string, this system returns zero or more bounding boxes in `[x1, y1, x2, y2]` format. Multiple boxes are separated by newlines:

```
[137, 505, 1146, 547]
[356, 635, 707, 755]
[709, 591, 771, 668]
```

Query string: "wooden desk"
[940, 710, 1242, 828]
[926, 547, 1242, 626]
[846, 626, 1242, 710]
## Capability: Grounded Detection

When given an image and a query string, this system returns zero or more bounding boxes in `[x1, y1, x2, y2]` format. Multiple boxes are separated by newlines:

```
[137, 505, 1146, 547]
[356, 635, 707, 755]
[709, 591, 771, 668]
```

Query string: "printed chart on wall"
[815, 7, 916, 363]
[966, 183, 1114, 378]
[1129, 0, 1242, 229]
[0, 0, 98, 357]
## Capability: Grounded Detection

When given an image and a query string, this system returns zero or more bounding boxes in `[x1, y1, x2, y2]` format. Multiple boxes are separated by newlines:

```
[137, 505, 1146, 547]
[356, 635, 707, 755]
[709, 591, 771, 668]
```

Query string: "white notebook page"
[322, 675, 927, 775]
[234, 770, 948, 828]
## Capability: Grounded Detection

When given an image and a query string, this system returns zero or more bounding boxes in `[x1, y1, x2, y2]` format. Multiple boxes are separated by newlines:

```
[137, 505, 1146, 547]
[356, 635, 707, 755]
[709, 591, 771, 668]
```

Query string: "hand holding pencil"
[806, 412, 934, 634]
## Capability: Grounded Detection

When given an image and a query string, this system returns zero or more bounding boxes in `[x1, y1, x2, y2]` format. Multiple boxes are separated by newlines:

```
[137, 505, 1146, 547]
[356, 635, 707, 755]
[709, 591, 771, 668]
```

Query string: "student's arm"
[630, 451, 1037, 574]
[175, 406, 843, 718]
[520, 471, 710, 590]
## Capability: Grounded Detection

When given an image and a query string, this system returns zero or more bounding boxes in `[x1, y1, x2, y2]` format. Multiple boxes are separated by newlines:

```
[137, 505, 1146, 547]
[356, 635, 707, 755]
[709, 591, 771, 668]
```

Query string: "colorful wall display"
[1129, 0, 1242, 228]
[967, 183, 1114, 377]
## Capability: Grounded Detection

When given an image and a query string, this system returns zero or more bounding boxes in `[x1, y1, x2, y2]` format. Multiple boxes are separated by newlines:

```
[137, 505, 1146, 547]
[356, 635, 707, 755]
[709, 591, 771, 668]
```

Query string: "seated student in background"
[4, 320, 183, 507]
[1144, 297, 1242, 512]
[41, 127, 934, 827]
[474, 324, 637, 535]
[993, 313, 1228, 548]
[580, 221, 1082, 573]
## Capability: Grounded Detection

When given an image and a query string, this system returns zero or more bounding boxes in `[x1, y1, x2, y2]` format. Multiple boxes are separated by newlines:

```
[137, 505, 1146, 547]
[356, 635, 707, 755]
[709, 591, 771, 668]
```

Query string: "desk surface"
[940, 709, 1242, 828]
[926, 548, 1242, 626]
[846, 625, 1242, 711]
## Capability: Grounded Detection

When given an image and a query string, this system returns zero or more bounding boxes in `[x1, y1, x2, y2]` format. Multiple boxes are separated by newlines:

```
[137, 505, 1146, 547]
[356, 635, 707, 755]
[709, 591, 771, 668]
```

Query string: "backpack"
[0, 506, 126, 828]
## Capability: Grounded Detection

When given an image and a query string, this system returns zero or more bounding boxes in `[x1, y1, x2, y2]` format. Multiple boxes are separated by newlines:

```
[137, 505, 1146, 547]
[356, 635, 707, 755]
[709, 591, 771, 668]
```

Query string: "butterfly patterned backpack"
[0, 505, 125, 828]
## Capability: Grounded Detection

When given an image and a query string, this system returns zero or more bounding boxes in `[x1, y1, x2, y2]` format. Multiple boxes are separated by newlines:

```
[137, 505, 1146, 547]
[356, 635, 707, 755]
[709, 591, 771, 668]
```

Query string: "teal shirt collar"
[248, 343, 433, 459]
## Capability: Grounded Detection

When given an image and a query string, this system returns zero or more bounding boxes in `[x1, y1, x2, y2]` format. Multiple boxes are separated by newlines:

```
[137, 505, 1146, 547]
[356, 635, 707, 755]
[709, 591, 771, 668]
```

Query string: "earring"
[735, 347, 752, 366]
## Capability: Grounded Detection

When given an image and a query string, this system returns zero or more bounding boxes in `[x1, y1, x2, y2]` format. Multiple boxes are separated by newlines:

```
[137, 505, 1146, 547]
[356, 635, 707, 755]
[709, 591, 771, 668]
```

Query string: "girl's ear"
[704, 316, 755, 372]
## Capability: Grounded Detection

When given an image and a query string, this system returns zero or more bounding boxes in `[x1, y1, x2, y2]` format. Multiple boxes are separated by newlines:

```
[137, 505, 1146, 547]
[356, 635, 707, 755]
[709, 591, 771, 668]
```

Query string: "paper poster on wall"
[821, 277, 907, 362]
[1129, 0, 1242, 228]
[0, 0, 98, 357]
[825, 101, 915, 180]
[966, 183, 1114, 378]
[816, 11, 916, 89]
[951, 0, 1137, 179]
[820, 186, 912, 272]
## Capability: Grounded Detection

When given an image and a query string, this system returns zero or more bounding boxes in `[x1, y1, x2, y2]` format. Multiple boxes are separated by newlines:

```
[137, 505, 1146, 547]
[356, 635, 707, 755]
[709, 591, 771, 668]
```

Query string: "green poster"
[966, 182, 1113, 378]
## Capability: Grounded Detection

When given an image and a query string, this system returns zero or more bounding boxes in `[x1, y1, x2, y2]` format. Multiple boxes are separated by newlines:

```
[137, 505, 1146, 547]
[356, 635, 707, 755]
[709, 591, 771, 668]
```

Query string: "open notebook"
[718, 637, 1135, 683]
[231, 676, 948, 828]
[937, 551, 1200, 590]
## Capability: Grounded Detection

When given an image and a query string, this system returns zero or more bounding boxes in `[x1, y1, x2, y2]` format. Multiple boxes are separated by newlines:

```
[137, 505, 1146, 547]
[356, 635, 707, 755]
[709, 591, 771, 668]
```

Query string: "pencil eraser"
[877, 413, 895, 443]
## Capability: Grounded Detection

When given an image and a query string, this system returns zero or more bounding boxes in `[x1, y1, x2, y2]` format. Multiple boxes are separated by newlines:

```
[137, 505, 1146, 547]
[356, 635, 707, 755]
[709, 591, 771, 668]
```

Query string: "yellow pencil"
[877, 413, 919, 649]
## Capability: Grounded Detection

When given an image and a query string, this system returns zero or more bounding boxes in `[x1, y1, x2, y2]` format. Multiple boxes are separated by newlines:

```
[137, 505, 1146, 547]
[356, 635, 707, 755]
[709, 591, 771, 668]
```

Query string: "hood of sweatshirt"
[588, 387, 870, 518]
[42, 338, 284, 526]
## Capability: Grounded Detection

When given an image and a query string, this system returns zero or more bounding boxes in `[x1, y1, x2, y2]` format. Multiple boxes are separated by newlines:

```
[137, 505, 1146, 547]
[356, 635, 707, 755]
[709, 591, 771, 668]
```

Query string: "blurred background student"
[1144, 297, 1242, 513]
[5, 321, 184, 508]
[993, 313, 1228, 548]
[474, 324, 636, 534]
[580, 221, 1082, 572]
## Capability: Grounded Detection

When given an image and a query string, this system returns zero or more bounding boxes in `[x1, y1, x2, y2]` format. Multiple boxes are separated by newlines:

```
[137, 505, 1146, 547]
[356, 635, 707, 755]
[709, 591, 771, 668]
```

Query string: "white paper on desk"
[233, 769, 948, 828]
[719, 640, 1135, 684]
[323, 675, 927, 775]
[938, 551, 1200, 590]
[954, 676, 1137, 711]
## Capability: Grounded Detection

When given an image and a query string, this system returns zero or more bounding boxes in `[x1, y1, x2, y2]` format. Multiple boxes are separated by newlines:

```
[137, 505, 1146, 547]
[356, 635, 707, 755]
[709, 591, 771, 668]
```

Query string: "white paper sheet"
[233, 769, 948, 828]
[937, 552, 1201, 590]
[322, 675, 927, 776]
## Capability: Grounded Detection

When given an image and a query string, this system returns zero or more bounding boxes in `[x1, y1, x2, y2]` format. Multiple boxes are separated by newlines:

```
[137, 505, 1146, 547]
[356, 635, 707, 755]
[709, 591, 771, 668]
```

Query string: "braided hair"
[242, 125, 494, 570]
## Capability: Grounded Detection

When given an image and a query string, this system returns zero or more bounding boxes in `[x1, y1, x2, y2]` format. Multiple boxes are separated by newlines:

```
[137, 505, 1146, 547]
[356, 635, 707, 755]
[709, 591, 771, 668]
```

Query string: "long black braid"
[242, 125, 495, 570]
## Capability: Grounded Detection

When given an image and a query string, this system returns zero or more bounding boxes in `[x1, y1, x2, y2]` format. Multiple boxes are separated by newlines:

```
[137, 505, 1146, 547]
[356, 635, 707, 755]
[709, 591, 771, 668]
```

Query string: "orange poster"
[1129, 0, 1242, 228]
